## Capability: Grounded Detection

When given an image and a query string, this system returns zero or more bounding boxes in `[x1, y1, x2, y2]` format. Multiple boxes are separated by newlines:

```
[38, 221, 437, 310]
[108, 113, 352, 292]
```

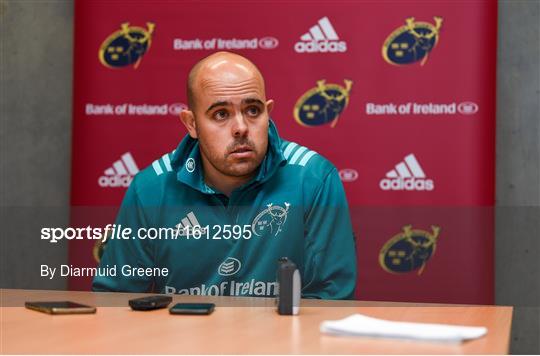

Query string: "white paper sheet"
[320, 313, 487, 342]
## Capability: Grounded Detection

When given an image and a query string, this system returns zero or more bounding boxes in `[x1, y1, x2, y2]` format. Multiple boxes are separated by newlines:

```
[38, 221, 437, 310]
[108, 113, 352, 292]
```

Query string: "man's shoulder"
[130, 149, 179, 193]
[279, 140, 336, 180]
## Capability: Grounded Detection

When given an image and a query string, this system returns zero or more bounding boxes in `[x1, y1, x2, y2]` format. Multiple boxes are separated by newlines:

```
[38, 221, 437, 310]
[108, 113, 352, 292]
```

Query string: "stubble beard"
[197, 133, 263, 179]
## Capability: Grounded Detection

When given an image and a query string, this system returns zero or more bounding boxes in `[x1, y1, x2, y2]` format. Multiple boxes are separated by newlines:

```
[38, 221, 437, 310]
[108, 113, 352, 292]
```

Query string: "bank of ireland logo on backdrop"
[99, 22, 155, 69]
[457, 102, 479, 115]
[252, 203, 290, 237]
[382, 17, 443, 66]
[339, 168, 359, 182]
[173, 35, 278, 50]
[294, 80, 353, 127]
[294, 16, 347, 53]
[218, 257, 242, 276]
[379, 225, 441, 275]
[258, 37, 279, 49]
[380, 153, 434, 191]
[98, 152, 139, 188]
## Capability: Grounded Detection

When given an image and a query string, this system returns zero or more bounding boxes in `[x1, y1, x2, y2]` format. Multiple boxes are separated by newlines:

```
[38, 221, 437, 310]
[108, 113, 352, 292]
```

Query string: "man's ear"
[266, 99, 274, 114]
[180, 110, 198, 139]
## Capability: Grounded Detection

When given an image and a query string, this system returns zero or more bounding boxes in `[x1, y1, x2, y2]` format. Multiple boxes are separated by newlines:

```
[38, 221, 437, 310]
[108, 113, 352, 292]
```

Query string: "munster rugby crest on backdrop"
[382, 17, 443, 66]
[99, 22, 155, 69]
[294, 80, 353, 128]
[379, 225, 441, 275]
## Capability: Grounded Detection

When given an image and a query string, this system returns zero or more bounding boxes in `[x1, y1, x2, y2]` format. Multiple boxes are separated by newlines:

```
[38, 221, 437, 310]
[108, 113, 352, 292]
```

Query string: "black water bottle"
[276, 257, 301, 315]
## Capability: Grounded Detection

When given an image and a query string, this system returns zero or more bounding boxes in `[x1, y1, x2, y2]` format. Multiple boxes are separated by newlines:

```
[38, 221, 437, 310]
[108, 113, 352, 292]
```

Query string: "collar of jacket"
[170, 119, 286, 195]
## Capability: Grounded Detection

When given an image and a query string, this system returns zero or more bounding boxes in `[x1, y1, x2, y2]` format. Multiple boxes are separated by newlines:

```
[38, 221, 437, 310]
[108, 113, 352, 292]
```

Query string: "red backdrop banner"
[70, 0, 496, 303]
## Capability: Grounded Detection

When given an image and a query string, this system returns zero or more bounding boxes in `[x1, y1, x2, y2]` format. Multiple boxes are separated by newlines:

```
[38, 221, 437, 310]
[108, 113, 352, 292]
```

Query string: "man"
[93, 52, 357, 299]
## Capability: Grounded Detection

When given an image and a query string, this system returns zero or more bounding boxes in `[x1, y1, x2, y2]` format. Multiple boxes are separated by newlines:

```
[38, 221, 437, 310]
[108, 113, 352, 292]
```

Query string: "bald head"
[186, 52, 266, 111]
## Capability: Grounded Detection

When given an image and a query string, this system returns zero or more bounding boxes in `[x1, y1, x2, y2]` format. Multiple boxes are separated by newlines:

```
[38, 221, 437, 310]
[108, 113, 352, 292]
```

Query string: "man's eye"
[245, 106, 261, 117]
[213, 110, 229, 120]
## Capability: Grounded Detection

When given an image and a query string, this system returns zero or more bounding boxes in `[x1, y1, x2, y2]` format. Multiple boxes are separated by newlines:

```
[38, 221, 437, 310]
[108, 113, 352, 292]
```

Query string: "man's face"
[190, 66, 273, 179]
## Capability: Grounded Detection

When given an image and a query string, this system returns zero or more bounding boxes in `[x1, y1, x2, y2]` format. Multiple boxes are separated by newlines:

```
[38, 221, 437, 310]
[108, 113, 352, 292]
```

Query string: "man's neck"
[202, 161, 256, 197]
[205, 175, 253, 197]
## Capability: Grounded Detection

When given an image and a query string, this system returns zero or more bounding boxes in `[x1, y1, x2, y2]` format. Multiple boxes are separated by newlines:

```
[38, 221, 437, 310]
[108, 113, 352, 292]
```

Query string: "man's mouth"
[229, 145, 254, 158]
[231, 146, 252, 153]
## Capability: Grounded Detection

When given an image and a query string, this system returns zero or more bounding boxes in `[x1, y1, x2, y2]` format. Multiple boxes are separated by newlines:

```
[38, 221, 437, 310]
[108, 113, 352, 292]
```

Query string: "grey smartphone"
[169, 303, 215, 315]
[25, 301, 97, 315]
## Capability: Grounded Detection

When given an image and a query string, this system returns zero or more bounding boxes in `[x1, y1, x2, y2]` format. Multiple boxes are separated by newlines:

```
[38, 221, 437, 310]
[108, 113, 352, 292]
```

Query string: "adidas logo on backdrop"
[294, 17, 347, 53]
[379, 154, 434, 191]
[98, 152, 139, 188]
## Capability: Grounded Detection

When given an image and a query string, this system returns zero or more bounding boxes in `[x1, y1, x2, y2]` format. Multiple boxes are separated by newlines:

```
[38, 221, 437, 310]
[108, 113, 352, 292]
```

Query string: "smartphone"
[169, 303, 215, 315]
[129, 295, 172, 311]
[25, 301, 96, 315]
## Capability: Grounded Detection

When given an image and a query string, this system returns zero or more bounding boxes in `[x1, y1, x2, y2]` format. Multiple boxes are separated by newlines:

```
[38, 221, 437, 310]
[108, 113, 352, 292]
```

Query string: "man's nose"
[231, 112, 248, 137]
